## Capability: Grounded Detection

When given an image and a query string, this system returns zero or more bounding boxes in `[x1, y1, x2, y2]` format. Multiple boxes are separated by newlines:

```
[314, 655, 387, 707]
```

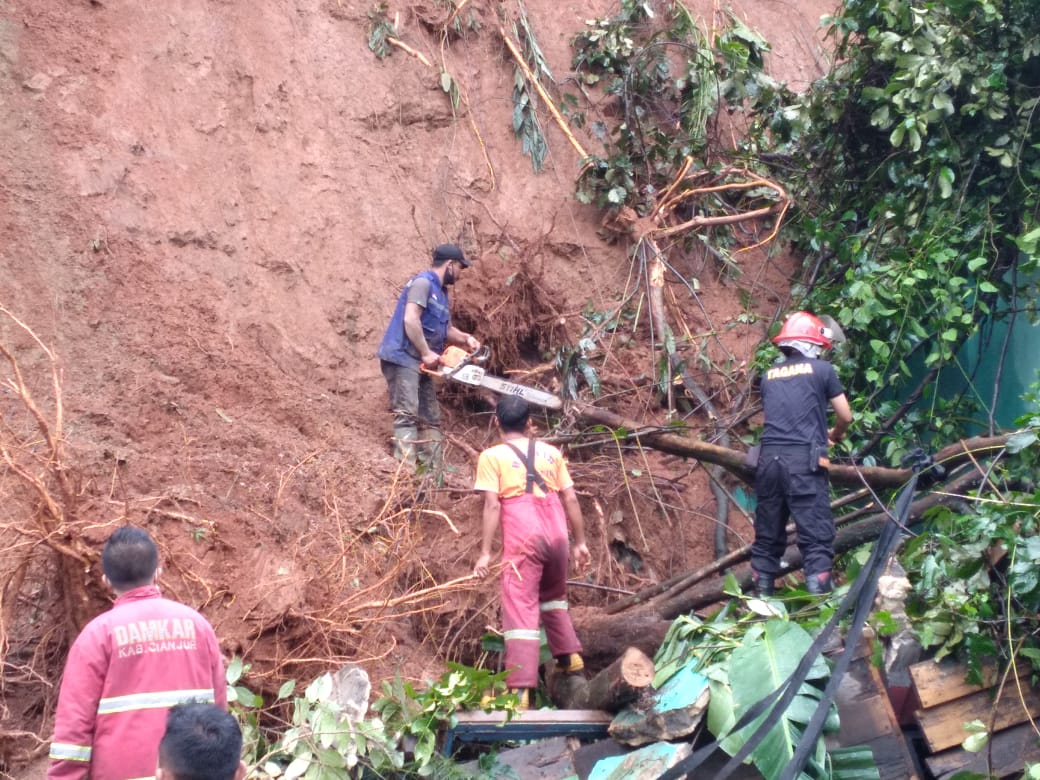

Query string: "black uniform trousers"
[751, 445, 834, 579]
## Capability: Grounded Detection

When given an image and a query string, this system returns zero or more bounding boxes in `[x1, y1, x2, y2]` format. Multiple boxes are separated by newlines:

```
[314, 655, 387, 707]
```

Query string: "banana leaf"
[705, 619, 838, 780]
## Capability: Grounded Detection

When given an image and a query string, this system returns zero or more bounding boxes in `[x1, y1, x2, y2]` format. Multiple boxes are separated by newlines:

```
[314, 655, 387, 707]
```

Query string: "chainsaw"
[423, 346, 563, 411]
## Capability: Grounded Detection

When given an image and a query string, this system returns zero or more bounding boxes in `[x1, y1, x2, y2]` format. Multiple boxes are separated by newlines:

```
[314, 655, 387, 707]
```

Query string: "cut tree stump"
[584, 647, 655, 713]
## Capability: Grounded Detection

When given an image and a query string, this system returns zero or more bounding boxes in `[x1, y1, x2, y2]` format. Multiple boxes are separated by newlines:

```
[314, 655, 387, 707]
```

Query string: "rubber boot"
[555, 653, 585, 675]
[391, 426, 418, 469]
[751, 570, 775, 597]
[806, 571, 833, 595]
[417, 427, 443, 478]
[509, 687, 531, 710]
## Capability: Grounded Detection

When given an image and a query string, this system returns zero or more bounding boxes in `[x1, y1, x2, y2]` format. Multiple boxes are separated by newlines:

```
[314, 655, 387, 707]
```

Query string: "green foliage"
[572, 1, 783, 215]
[372, 663, 516, 774]
[548, 302, 636, 399]
[227, 659, 406, 778]
[708, 620, 836, 780]
[225, 657, 515, 778]
[437, 0, 481, 37]
[899, 422, 1040, 677]
[760, 0, 1040, 456]
[654, 602, 877, 780]
[510, 7, 551, 172]
[366, 3, 397, 60]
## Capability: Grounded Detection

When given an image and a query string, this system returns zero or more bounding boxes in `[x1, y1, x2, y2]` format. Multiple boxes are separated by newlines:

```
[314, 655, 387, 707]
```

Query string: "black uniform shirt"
[759, 355, 844, 447]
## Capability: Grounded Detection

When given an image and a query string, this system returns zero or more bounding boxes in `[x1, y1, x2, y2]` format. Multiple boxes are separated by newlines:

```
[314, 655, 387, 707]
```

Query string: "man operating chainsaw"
[750, 311, 853, 596]
[473, 396, 591, 708]
[377, 243, 480, 470]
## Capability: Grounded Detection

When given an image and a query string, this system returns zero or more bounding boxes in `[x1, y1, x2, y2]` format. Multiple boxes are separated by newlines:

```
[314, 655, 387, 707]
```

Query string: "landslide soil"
[0, 0, 834, 773]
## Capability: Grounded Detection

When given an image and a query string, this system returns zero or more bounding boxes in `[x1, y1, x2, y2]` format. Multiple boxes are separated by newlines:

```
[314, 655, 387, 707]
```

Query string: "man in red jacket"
[47, 526, 227, 780]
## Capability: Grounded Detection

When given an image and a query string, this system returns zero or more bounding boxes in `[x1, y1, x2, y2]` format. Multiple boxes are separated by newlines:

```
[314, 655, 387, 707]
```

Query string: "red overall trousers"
[499, 491, 582, 688]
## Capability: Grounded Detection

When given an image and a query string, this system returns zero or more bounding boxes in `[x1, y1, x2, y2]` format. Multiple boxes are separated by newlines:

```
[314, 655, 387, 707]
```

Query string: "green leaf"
[1006, 431, 1037, 454]
[306, 673, 333, 703]
[283, 753, 313, 779]
[226, 656, 244, 685]
[278, 679, 297, 700]
[711, 620, 831, 777]
[319, 748, 347, 768]
[1016, 226, 1040, 254]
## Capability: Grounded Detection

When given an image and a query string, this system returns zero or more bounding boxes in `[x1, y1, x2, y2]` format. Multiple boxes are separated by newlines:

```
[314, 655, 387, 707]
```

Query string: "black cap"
[432, 243, 471, 267]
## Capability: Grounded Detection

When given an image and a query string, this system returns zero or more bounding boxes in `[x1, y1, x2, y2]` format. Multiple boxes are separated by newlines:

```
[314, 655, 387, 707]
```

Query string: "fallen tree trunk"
[584, 646, 655, 713]
[571, 468, 986, 663]
[605, 485, 879, 614]
[571, 607, 672, 671]
[653, 467, 985, 619]
[571, 403, 1012, 489]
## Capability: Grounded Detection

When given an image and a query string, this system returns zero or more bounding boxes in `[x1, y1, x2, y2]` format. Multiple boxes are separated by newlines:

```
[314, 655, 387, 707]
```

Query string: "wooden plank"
[833, 651, 920, 780]
[925, 721, 1040, 779]
[444, 709, 613, 755]
[909, 659, 1030, 709]
[454, 709, 613, 726]
[914, 684, 1040, 752]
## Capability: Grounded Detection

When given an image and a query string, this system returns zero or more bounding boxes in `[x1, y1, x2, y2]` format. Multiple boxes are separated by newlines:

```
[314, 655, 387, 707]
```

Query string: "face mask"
[443, 264, 456, 286]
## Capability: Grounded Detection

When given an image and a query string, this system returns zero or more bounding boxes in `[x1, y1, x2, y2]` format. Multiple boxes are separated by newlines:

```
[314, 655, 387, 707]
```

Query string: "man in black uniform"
[751, 311, 852, 596]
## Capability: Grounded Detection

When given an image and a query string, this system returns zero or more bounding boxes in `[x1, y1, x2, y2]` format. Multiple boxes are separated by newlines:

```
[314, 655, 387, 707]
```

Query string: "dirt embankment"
[0, 0, 833, 771]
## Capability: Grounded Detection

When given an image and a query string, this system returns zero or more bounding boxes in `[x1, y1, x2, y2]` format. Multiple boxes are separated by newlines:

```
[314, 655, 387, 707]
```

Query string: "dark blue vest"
[377, 270, 450, 369]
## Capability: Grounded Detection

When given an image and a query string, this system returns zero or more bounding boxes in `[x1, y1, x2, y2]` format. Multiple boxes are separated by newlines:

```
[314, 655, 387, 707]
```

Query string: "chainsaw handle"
[418, 345, 490, 378]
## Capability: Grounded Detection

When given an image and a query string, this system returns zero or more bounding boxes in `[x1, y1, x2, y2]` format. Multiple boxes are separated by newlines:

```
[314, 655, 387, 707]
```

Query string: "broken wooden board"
[608, 663, 710, 747]
[924, 721, 1040, 780]
[909, 659, 1031, 709]
[910, 659, 1040, 753]
[443, 709, 613, 756]
[830, 641, 921, 780]
[587, 741, 691, 780]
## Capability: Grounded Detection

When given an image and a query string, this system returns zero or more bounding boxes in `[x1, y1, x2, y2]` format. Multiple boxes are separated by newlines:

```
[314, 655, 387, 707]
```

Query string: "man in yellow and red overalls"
[473, 396, 591, 706]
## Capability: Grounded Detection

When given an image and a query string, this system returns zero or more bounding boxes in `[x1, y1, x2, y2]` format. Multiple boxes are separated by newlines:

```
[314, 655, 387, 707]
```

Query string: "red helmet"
[773, 311, 833, 349]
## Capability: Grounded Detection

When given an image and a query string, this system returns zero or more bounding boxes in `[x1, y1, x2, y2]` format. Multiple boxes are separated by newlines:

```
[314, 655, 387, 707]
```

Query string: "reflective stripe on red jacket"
[47, 585, 226, 780]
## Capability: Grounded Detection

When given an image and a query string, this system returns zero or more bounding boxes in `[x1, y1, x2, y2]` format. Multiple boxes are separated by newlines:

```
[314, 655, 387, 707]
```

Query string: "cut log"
[585, 647, 655, 713]
[572, 403, 1012, 490]
[570, 607, 671, 669]
[549, 669, 590, 710]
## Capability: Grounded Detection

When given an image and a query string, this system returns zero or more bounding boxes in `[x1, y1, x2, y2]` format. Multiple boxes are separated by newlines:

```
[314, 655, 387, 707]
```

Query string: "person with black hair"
[48, 526, 226, 780]
[376, 242, 481, 470]
[157, 703, 246, 780]
[472, 396, 591, 707]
